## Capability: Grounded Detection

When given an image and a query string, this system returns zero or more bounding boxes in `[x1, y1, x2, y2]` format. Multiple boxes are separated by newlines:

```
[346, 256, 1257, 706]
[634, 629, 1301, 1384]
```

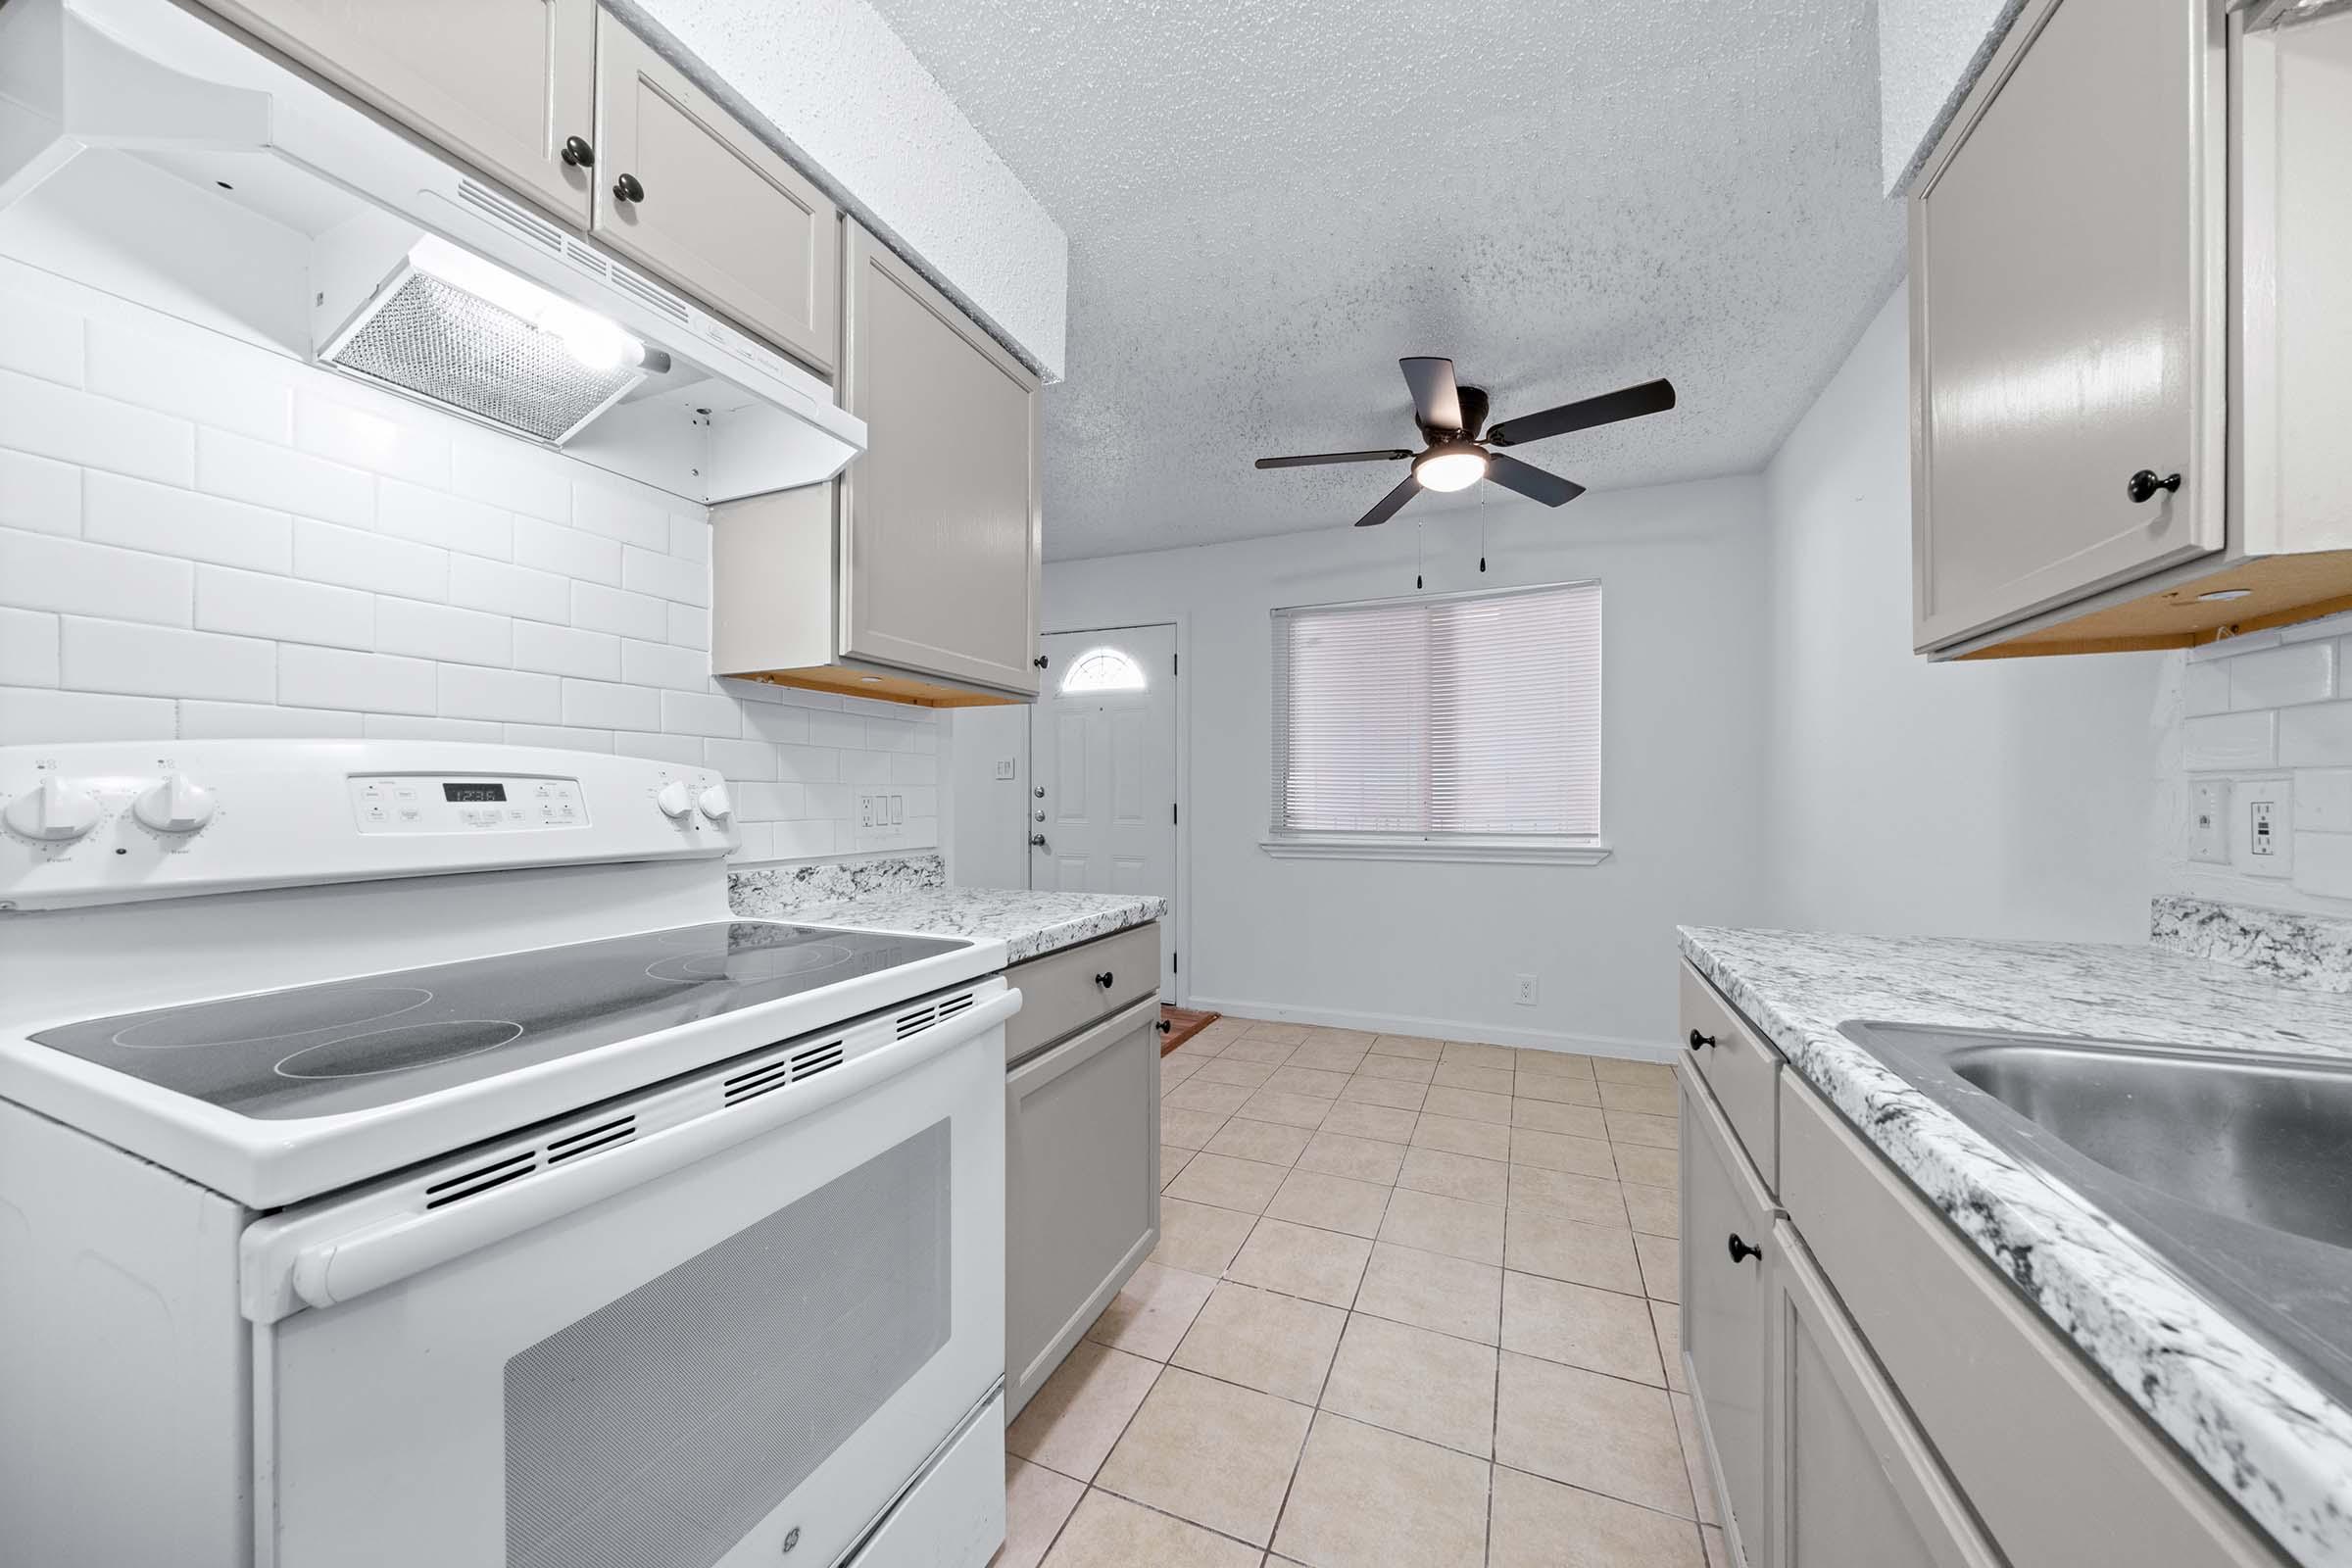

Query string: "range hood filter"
[324, 265, 645, 446]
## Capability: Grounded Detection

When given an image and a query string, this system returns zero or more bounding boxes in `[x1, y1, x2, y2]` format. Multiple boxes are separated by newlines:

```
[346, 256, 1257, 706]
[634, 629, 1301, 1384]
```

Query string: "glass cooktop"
[30, 922, 967, 1120]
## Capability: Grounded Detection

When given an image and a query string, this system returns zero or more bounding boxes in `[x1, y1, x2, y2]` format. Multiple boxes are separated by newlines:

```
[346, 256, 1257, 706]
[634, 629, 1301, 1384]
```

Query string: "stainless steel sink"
[1843, 1023, 2352, 1407]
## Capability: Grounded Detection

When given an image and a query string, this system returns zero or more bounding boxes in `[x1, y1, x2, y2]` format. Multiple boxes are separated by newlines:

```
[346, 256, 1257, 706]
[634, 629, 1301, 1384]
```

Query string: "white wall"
[0, 256, 940, 863]
[1029, 477, 1776, 1055]
[942, 701, 1029, 888]
[1761, 284, 2162, 941]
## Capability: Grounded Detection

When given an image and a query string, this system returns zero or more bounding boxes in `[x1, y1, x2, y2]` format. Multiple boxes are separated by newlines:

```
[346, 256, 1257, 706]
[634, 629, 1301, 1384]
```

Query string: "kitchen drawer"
[1681, 1059, 1780, 1566]
[1680, 961, 1783, 1192]
[1778, 1073, 2287, 1568]
[1004, 923, 1159, 1065]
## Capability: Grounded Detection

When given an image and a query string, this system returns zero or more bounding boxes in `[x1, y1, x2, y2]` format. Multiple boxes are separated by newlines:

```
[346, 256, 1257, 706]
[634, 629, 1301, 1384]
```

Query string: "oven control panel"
[348, 774, 587, 834]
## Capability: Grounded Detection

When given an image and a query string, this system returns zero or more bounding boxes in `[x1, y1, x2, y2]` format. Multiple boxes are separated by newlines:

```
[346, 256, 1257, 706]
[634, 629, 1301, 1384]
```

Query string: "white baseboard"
[1189, 995, 1675, 1064]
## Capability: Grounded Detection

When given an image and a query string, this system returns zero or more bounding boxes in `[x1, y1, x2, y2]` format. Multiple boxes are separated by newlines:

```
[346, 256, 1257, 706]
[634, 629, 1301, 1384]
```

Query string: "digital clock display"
[442, 782, 507, 803]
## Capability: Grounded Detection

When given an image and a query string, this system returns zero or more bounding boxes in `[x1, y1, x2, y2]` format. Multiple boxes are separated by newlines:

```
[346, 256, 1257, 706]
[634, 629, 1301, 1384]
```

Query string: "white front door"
[1031, 626, 1178, 1001]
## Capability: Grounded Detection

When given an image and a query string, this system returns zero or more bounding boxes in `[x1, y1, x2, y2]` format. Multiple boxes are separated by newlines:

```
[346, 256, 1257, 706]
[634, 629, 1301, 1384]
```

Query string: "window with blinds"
[1269, 580, 1602, 849]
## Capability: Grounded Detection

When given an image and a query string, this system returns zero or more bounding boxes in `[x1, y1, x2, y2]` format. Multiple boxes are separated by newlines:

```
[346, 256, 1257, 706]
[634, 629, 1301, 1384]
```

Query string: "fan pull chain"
[1415, 515, 1424, 591]
[1479, 482, 1488, 573]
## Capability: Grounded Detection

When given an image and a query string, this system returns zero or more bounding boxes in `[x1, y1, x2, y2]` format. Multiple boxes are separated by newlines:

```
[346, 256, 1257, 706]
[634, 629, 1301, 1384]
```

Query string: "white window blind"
[1270, 580, 1601, 843]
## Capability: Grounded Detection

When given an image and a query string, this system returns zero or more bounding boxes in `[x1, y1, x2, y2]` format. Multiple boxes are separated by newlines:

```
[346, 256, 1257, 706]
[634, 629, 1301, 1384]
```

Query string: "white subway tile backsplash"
[2292, 832, 2352, 901]
[295, 395, 451, 490]
[620, 545, 709, 607]
[84, 473, 292, 574]
[514, 621, 622, 680]
[666, 604, 710, 650]
[279, 645, 437, 714]
[621, 638, 709, 692]
[196, 566, 373, 651]
[891, 752, 939, 786]
[0, 685, 175, 744]
[514, 515, 621, 586]
[734, 782, 804, 821]
[505, 723, 612, 752]
[840, 750, 893, 785]
[573, 482, 668, 549]
[770, 819, 836, 858]
[0, 450, 81, 538]
[2229, 641, 2334, 710]
[0, 529, 192, 624]
[668, 513, 710, 563]
[661, 689, 739, 738]
[85, 320, 291, 445]
[438, 664, 561, 724]
[739, 703, 809, 745]
[573, 582, 668, 641]
[704, 737, 779, 780]
[452, 438, 570, 522]
[2294, 769, 2352, 834]
[563, 678, 662, 731]
[178, 700, 364, 740]
[613, 729, 706, 765]
[2279, 702, 2352, 768]
[295, 518, 447, 602]
[807, 710, 866, 751]
[2181, 661, 2232, 718]
[772, 743, 841, 783]
[60, 619, 273, 702]
[730, 821, 776, 861]
[198, 428, 373, 529]
[449, 556, 569, 624]
[361, 712, 503, 743]
[2183, 710, 2277, 772]
[374, 598, 512, 667]
[0, 608, 60, 687]
[0, 368, 193, 485]
[0, 295, 84, 387]
[377, 478, 512, 560]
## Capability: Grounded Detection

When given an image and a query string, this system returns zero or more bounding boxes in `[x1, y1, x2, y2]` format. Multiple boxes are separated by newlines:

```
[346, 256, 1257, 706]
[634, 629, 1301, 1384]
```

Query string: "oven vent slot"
[789, 1040, 844, 1081]
[546, 1114, 637, 1165]
[424, 1149, 536, 1208]
[895, 1003, 936, 1038]
[936, 991, 975, 1020]
[722, 1056, 794, 1105]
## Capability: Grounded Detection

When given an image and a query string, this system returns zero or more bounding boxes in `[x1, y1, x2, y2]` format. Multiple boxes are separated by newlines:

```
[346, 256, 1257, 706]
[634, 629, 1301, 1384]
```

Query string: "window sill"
[1258, 835, 1613, 866]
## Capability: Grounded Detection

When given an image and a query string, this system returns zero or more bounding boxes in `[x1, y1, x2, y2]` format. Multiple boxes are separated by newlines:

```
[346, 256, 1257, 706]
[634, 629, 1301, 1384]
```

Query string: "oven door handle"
[274, 988, 1022, 1317]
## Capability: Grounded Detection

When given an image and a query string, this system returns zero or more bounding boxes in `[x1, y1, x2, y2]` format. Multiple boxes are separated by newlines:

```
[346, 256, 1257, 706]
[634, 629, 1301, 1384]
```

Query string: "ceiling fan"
[1255, 358, 1677, 528]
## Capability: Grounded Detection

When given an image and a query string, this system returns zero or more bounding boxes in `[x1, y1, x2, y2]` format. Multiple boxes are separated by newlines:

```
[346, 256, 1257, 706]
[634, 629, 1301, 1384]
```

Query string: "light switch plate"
[2189, 779, 2230, 864]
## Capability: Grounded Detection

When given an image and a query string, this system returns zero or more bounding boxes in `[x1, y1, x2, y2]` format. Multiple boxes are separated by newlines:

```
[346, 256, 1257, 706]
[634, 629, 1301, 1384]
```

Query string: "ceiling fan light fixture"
[1414, 442, 1488, 493]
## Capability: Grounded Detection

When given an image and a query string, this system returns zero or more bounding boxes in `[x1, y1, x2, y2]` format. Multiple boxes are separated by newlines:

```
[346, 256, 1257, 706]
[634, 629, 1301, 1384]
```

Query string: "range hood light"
[407, 236, 645, 374]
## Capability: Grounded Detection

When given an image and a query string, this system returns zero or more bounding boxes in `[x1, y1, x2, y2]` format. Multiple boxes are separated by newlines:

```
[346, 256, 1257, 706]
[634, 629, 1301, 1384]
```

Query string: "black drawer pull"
[1688, 1029, 1715, 1052]
[1727, 1233, 1762, 1265]
[2127, 468, 2181, 504]
[1095, 971, 1114, 989]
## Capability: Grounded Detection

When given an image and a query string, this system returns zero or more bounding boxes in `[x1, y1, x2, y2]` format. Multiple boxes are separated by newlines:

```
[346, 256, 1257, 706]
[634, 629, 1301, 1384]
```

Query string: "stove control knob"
[697, 784, 734, 822]
[4, 776, 103, 842]
[656, 780, 695, 820]
[132, 773, 217, 834]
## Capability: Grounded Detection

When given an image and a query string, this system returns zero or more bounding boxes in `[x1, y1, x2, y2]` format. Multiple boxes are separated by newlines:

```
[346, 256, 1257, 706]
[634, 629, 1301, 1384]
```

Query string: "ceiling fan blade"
[1254, 448, 1412, 469]
[1485, 452, 1586, 507]
[1399, 357, 1464, 432]
[1353, 472, 1423, 528]
[1487, 377, 1676, 447]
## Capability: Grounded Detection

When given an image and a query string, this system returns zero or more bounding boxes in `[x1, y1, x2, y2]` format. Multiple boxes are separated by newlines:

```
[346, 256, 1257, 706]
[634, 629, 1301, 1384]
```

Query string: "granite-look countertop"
[730, 856, 1164, 965]
[1677, 923, 2352, 1568]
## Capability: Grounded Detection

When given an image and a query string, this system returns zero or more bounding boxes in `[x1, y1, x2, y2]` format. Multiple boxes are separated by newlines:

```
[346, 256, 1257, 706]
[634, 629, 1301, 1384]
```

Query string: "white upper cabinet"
[590, 14, 839, 375]
[197, 0, 599, 225]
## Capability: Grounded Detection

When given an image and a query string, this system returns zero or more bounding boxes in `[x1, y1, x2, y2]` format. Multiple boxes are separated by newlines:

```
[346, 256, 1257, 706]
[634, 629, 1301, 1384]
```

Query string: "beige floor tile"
[1161, 1106, 1226, 1150]
[1225, 1215, 1373, 1308]
[1336, 1074, 1426, 1110]
[1368, 1033, 1444, 1060]
[1237, 1088, 1335, 1130]
[1086, 1259, 1219, 1361]
[1504, 1203, 1642, 1294]
[1306, 1025, 1376, 1049]
[1165, 1078, 1255, 1117]
[1702, 1524, 1731, 1568]
[1006, 1340, 1164, 1481]
[1599, 1079, 1678, 1118]
[1431, 1061, 1514, 1095]
[1152, 1198, 1259, 1275]
[1422, 1085, 1513, 1125]
[1315, 1100, 1418, 1145]
[1161, 1055, 1202, 1088]
[1488, 1466, 1704, 1568]
[1296, 1129, 1407, 1185]
[1288, 1039, 1371, 1073]
[1242, 1021, 1311, 1045]
[1613, 1143, 1680, 1190]
[1494, 1351, 1691, 1517]
[1096, 1365, 1312, 1546]
[1320, 1312, 1498, 1458]
[1170, 1280, 1346, 1402]
[1040, 1489, 1261, 1568]
[1355, 1241, 1503, 1344]
[1265, 1167, 1394, 1238]
[1605, 1109, 1678, 1149]
[1509, 1127, 1618, 1180]
[1651, 1301, 1687, 1393]
[1512, 1071, 1602, 1106]
[1165, 1152, 1290, 1215]
[1396, 1146, 1509, 1205]
[1510, 1098, 1608, 1139]
[1502, 1271, 1666, 1385]
[1265, 1064, 1351, 1100]
[1634, 1232, 1682, 1303]
[1594, 1057, 1675, 1089]
[1622, 1180, 1680, 1238]
[1001, 1456, 1086, 1568]
[1439, 1040, 1516, 1071]
[1671, 1392, 1720, 1527]
[1411, 1111, 1512, 1161]
[1508, 1168, 1631, 1226]
[1191, 1056, 1278, 1090]
[1163, 1145, 1198, 1189]
[1271, 1412, 1490, 1568]
[1204, 1116, 1314, 1166]
[1378, 1187, 1505, 1265]
[1354, 1053, 1437, 1084]
[1219, 1035, 1299, 1065]
[1514, 1048, 1597, 1078]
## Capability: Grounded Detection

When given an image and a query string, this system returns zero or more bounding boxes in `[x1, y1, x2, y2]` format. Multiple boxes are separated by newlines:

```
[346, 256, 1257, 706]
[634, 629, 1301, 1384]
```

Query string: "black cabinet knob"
[2127, 468, 2181, 504]
[1155, 1017, 1172, 1034]
[561, 134, 595, 169]
[1095, 971, 1114, 989]
[612, 172, 645, 205]
[1727, 1233, 1762, 1265]
[1033, 655, 1049, 669]
[1688, 1029, 1715, 1052]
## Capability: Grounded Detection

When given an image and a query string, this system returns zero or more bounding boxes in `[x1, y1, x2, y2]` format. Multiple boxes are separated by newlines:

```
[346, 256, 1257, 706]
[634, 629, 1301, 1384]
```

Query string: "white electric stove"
[0, 740, 1014, 1568]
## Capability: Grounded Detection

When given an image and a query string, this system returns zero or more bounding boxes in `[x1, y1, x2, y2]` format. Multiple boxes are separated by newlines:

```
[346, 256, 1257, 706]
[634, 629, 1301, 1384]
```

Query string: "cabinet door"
[1682, 1067, 1774, 1566]
[1004, 997, 1160, 1416]
[199, 0, 595, 224]
[841, 220, 1043, 698]
[1767, 1223, 2003, 1568]
[1910, 0, 2225, 650]
[592, 13, 839, 373]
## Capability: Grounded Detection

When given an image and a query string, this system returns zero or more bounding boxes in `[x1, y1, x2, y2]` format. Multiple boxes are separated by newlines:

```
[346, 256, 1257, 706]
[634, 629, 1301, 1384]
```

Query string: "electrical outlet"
[2238, 775, 2291, 878]
[1513, 974, 1538, 1007]
[857, 789, 908, 846]
[2189, 779, 2230, 864]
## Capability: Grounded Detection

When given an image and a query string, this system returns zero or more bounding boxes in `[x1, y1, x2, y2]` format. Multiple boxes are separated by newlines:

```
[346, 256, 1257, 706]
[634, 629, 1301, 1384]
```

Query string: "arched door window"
[1058, 647, 1147, 694]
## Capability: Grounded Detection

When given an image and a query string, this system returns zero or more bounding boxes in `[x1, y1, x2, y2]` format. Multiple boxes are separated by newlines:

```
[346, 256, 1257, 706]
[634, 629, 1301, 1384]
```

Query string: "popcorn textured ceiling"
[863, 0, 1906, 560]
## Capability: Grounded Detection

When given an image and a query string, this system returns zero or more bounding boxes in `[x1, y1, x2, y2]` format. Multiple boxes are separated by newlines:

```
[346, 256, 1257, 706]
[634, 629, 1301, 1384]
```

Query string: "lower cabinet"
[1681, 1066, 1777, 1564]
[1004, 991, 1161, 1417]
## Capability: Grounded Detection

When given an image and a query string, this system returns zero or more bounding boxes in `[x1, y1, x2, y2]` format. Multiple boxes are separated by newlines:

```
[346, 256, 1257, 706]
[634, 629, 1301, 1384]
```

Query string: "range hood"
[0, 0, 863, 503]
